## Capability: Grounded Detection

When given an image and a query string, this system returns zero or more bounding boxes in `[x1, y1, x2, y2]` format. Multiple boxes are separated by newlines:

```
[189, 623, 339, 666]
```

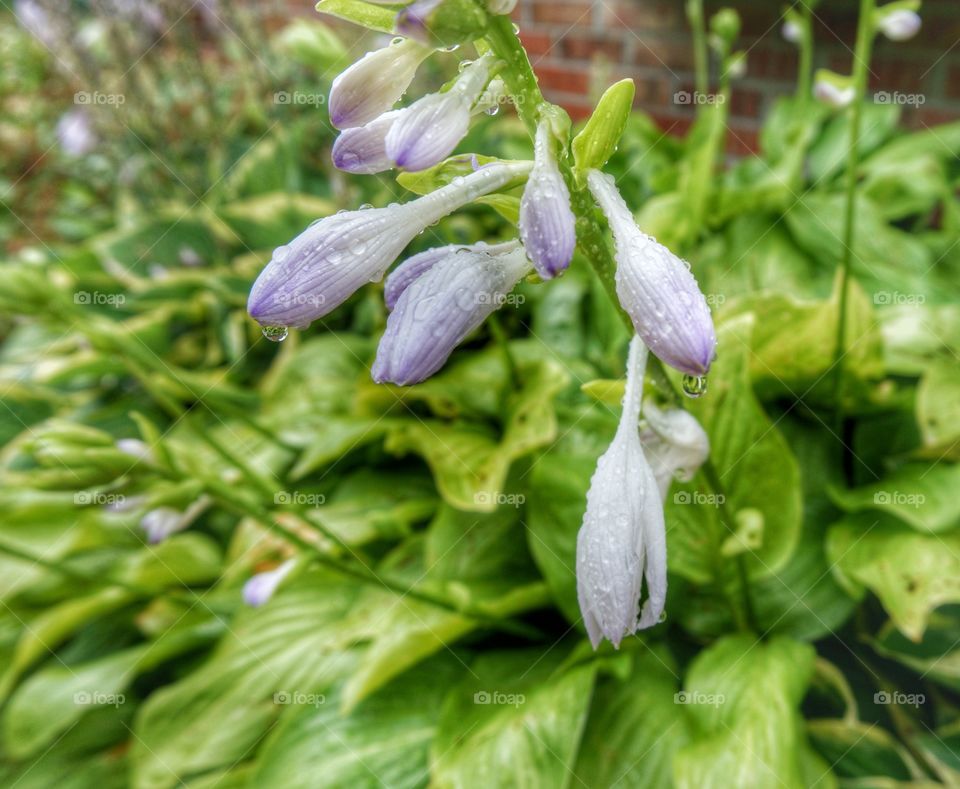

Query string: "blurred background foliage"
[1, 1, 960, 787]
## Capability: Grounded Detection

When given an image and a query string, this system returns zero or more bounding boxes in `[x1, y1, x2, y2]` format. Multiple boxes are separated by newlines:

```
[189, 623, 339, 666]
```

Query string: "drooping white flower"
[247, 161, 531, 330]
[385, 55, 492, 171]
[519, 120, 576, 279]
[587, 170, 717, 377]
[328, 37, 430, 129]
[640, 398, 710, 500]
[576, 336, 667, 648]
[878, 9, 921, 41]
[243, 559, 296, 607]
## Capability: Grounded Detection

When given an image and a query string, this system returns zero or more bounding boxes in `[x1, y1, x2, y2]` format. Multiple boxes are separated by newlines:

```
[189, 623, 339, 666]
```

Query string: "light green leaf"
[431, 649, 597, 788]
[572, 79, 636, 174]
[674, 635, 818, 789]
[826, 516, 960, 640]
[828, 463, 960, 533]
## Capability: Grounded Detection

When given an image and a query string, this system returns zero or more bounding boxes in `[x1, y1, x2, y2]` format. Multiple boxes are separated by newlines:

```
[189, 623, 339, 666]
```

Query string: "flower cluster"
[247, 0, 718, 645]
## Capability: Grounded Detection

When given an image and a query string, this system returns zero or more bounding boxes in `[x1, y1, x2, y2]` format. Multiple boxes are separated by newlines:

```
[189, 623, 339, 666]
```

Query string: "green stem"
[832, 0, 875, 437]
[687, 0, 709, 99]
[797, 5, 814, 104]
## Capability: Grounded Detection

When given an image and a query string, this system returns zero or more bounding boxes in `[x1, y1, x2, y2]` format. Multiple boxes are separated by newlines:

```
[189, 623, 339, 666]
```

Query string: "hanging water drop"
[681, 374, 708, 398]
[261, 325, 288, 343]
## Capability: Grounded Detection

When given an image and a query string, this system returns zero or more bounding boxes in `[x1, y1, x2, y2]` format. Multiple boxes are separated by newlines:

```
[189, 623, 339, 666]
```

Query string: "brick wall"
[515, 0, 960, 153]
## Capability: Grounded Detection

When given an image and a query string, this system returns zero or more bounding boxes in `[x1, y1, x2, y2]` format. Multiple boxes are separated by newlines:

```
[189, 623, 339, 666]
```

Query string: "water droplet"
[262, 325, 288, 342]
[681, 374, 708, 398]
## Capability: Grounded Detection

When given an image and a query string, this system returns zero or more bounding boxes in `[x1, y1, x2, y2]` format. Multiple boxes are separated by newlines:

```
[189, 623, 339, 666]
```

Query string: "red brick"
[725, 124, 760, 156]
[518, 31, 553, 57]
[531, 1, 592, 26]
[560, 33, 624, 62]
[534, 64, 591, 94]
[634, 36, 696, 71]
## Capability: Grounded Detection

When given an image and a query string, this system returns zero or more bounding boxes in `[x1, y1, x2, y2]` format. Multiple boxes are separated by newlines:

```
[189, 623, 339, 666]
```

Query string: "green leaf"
[572, 79, 636, 174]
[431, 648, 597, 788]
[674, 635, 818, 789]
[219, 192, 336, 249]
[917, 360, 960, 460]
[130, 572, 366, 789]
[315, 0, 401, 34]
[826, 516, 960, 640]
[666, 314, 802, 584]
[573, 648, 690, 787]
[396, 156, 526, 196]
[828, 463, 960, 533]
[254, 655, 465, 789]
[383, 358, 568, 511]
[807, 719, 919, 783]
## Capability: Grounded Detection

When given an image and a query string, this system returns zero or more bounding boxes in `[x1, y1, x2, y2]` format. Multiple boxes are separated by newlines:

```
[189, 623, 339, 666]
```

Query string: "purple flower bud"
[587, 170, 717, 376]
[372, 241, 530, 385]
[385, 55, 491, 171]
[56, 110, 97, 157]
[329, 38, 429, 129]
[243, 559, 295, 607]
[878, 9, 921, 42]
[395, 0, 443, 41]
[577, 337, 667, 648]
[247, 161, 531, 330]
[383, 245, 454, 310]
[331, 110, 401, 174]
[519, 121, 576, 279]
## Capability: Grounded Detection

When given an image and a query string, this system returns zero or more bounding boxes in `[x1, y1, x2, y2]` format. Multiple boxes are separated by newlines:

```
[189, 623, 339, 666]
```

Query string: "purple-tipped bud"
[243, 559, 295, 607]
[329, 38, 429, 129]
[519, 121, 576, 279]
[247, 161, 531, 330]
[331, 110, 401, 174]
[372, 241, 531, 385]
[383, 245, 455, 310]
[385, 55, 491, 171]
[577, 337, 667, 648]
[395, 0, 443, 41]
[587, 170, 717, 377]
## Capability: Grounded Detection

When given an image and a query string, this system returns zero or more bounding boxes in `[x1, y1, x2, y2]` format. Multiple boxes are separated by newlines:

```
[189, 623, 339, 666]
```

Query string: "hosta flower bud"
[878, 9, 921, 41]
[372, 241, 531, 385]
[56, 110, 97, 157]
[813, 71, 855, 108]
[329, 37, 430, 129]
[140, 496, 208, 543]
[243, 559, 295, 607]
[519, 121, 576, 279]
[383, 245, 450, 309]
[640, 398, 709, 500]
[577, 336, 667, 648]
[248, 161, 530, 330]
[385, 55, 491, 171]
[331, 110, 401, 174]
[587, 170, 717, 377]
[782, 19, 802, 44]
